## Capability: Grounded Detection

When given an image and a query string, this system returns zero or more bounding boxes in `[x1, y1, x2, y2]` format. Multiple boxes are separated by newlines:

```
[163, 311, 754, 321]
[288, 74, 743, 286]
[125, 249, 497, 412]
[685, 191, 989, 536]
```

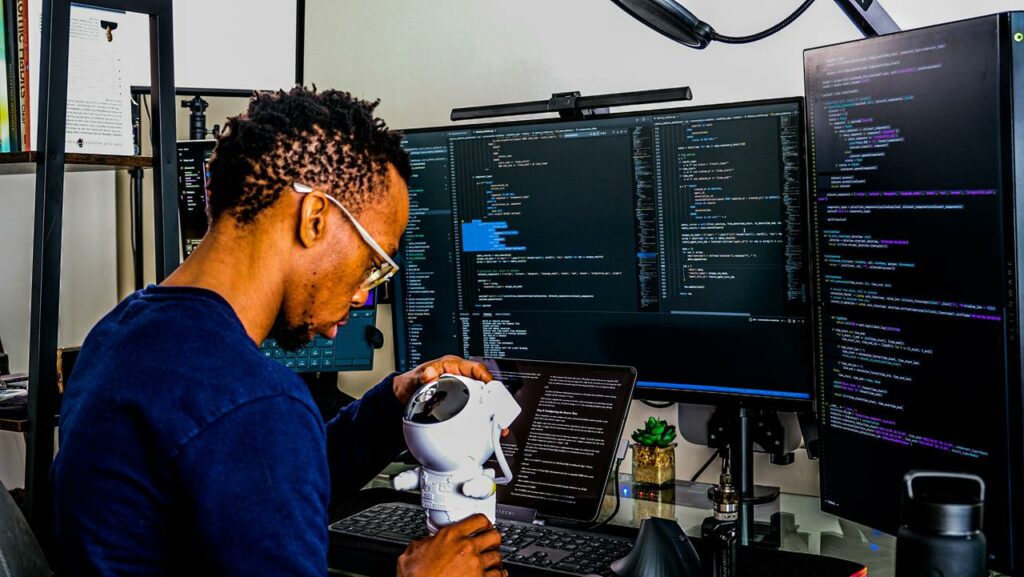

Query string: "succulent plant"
[631, 416, 677, 448]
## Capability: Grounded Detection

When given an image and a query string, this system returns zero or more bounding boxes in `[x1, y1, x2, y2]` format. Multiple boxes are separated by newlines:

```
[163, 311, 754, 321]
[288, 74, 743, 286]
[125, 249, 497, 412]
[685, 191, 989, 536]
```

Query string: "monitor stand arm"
[731, 408, 781, 544]
[834, 0, 901, 37]
[708, 408, 786, 545]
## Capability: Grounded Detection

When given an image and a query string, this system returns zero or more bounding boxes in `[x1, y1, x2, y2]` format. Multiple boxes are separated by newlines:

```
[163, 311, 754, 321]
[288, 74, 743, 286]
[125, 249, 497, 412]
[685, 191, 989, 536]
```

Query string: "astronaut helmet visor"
[405, 376, 471, 424]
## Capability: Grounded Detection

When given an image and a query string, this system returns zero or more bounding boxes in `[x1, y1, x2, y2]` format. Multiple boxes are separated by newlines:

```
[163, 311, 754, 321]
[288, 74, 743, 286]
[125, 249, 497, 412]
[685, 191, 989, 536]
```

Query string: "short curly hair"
[206, 86, 411, 225]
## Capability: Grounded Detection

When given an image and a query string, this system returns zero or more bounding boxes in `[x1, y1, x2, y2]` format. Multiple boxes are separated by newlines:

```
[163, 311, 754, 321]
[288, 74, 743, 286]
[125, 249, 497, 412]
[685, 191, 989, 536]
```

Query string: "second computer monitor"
[394, 98, 812, 406]
[806, 13, 1023, 572]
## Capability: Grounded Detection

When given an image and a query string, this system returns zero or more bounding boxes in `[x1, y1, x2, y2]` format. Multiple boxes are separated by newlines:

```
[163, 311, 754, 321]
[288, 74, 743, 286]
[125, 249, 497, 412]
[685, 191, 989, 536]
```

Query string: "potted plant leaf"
[631, 416, 677, 486]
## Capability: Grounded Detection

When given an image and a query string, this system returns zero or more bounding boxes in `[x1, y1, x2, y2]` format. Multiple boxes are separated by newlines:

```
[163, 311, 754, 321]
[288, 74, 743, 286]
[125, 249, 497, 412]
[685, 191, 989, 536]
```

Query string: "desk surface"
[333, 472, 870, 577]
[348, 469, 1009, 577]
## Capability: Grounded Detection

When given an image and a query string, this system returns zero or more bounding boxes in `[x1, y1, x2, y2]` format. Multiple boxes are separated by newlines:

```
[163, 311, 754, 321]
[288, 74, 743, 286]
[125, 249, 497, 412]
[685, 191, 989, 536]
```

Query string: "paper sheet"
[28, 3, 132, 154]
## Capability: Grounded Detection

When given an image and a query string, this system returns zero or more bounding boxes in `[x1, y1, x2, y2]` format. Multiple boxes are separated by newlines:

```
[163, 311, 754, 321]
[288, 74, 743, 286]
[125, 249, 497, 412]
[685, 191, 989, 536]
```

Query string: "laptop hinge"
[496, 504, 538, 524]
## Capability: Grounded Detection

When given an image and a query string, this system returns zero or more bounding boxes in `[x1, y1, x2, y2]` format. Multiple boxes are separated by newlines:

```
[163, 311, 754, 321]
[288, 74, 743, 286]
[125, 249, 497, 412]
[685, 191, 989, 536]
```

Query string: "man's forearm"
[325, 374, 408, 508]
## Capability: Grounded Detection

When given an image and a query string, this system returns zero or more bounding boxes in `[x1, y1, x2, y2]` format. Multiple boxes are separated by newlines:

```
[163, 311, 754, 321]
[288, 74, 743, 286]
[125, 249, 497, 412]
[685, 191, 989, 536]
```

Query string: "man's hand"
[393, 355, 494, 405]
[397, 514, 506, 577]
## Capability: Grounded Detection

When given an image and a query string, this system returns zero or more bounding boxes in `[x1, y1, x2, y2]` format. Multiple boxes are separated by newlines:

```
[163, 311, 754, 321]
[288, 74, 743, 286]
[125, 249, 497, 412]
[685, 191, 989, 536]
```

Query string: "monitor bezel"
[391, 96, 813, 411]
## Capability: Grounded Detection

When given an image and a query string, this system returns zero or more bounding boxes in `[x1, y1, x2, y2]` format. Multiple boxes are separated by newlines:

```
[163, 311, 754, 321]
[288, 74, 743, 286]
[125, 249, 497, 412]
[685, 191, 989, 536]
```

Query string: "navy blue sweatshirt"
[53, 286, 406, 576]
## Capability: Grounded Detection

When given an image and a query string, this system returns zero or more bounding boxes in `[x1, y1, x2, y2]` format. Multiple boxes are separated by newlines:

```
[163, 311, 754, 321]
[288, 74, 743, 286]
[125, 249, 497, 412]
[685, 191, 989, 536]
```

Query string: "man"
[53, 87, 504, 577]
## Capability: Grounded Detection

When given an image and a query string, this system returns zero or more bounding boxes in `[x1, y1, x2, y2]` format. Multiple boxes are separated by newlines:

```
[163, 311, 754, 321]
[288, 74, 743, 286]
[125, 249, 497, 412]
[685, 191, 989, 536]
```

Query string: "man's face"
[271, 165, 409, 351]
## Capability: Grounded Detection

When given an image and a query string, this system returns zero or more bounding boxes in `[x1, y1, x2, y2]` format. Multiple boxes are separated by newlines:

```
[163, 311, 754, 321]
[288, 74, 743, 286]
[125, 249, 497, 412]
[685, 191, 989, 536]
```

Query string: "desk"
[328, 474, 868, 577]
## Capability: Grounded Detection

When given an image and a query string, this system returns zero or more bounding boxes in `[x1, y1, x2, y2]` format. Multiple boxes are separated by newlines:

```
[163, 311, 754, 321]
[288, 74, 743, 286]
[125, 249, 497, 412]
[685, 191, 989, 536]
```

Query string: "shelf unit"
[1, 152, 153, 434]
[20, 0, 178, 553]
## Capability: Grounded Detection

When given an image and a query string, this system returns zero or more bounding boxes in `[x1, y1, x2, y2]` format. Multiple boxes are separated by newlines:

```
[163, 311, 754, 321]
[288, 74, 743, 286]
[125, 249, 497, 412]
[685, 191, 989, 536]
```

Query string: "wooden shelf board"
[0, 416, 28, 433]
[0, 152, 152, 175]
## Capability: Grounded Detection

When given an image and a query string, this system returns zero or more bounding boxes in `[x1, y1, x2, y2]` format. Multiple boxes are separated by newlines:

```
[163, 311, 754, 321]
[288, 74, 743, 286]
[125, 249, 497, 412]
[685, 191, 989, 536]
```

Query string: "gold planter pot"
[631, 443, 676, 487]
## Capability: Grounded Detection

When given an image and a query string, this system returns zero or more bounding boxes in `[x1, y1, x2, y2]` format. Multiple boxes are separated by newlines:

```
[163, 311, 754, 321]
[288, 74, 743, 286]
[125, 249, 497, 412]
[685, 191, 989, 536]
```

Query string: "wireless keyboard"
[329, 502, 634, 576]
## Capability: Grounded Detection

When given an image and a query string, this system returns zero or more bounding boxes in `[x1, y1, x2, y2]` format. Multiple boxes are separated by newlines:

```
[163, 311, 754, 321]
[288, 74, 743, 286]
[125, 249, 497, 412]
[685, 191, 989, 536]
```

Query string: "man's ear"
[297, 192, 331, 248]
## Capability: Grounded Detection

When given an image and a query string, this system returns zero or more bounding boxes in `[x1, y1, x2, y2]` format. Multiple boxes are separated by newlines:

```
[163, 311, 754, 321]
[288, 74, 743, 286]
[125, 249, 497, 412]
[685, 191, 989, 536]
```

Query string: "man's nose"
[351, 288, 370, 308]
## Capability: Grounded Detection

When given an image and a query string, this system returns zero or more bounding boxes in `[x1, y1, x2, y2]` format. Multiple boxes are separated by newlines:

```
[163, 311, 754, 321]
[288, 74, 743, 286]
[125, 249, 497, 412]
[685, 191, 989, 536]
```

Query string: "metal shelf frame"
[23, 0, 179, 548]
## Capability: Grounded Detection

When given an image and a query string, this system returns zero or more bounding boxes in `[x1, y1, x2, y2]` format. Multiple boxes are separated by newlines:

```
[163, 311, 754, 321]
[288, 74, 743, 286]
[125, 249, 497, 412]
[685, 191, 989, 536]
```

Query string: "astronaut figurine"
[393, 374, 521, 533]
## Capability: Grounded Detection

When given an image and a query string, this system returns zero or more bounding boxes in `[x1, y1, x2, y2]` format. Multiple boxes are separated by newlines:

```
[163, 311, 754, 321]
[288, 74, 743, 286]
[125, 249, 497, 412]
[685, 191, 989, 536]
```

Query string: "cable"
[589, 457, 624, 530]
[640, 399, 674, 409]
[129, 172, 137, 257]
[142, 94, 152, 143]
[690, 448, 720, 483]
[709, 0, 816, 44]
[491, 419, 514, 485]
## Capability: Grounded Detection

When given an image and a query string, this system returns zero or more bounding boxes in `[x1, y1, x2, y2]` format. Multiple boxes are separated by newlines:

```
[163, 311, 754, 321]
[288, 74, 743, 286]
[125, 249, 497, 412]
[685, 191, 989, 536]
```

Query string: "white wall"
[0, 172, 118, 490]
[121, 0, 297, 91]
[303, 0, 1021, 129]
[304, 0, 1022, 496]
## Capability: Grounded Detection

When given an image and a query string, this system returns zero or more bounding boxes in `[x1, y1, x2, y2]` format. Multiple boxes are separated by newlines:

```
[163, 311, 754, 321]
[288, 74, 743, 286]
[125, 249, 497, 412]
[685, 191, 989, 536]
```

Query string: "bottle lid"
[902, 471, 985, 536]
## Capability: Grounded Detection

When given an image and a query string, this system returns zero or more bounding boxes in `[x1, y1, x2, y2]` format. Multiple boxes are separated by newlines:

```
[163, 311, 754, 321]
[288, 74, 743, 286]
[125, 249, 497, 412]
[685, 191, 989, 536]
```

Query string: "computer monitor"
[175, 140, 378, 372]
[805, 13, 1024, 573]
[393, 98, 812, 408]
[176, 140, 215, 258]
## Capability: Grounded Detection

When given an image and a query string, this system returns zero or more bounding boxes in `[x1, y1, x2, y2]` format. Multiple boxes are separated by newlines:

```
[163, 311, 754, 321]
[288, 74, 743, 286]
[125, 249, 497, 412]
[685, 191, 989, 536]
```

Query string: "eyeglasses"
[292, 182, 400, 290]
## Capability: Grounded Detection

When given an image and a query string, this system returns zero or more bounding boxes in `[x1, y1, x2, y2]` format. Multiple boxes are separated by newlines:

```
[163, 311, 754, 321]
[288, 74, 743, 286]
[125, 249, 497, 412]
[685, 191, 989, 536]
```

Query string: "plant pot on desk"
[632, 443, 676, 487]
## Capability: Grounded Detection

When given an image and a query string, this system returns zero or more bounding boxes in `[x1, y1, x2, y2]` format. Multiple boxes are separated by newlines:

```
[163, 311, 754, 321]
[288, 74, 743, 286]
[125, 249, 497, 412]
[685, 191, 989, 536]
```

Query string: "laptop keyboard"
[330, 502, 634, 576]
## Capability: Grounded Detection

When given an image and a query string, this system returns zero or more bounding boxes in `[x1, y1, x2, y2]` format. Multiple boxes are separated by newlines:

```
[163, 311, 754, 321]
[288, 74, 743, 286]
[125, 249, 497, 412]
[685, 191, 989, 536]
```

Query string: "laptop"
[480, 358, 637, 524]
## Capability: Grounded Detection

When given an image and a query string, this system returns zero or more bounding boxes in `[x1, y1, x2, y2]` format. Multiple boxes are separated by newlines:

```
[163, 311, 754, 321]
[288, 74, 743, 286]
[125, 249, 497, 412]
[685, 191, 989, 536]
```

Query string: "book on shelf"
[15, 0, 26, 151]
[0, 0, 17, 152]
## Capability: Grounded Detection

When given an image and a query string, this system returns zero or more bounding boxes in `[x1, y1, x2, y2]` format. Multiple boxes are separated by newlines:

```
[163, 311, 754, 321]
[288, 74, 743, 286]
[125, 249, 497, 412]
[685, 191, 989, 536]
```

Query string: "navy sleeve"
[176, 394, 329, 577]
[326, 374, 408, 507]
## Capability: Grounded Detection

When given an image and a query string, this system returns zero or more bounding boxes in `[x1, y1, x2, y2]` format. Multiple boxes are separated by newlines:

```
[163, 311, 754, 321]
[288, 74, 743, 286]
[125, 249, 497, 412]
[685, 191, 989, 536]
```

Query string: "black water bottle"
[895, 471, 987, 577]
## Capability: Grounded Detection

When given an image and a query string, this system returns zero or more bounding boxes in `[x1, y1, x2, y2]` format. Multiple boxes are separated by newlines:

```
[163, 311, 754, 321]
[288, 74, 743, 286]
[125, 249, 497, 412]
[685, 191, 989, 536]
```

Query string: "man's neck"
[162, 223, 285, 345]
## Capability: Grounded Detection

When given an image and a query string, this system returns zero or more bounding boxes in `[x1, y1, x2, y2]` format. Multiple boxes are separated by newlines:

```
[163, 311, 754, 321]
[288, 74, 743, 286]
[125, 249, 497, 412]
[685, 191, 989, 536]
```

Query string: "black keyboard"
[330, 502, 634, 576]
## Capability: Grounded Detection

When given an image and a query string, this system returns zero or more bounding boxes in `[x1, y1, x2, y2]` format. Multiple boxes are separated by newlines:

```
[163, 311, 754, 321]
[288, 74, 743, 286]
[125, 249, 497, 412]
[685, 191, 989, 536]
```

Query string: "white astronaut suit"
[393, 374, 521, 533]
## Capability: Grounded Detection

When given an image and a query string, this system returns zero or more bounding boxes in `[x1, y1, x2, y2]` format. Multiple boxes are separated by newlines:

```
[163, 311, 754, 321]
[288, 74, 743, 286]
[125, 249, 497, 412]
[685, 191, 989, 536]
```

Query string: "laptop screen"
[479, 358, 637, 523]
